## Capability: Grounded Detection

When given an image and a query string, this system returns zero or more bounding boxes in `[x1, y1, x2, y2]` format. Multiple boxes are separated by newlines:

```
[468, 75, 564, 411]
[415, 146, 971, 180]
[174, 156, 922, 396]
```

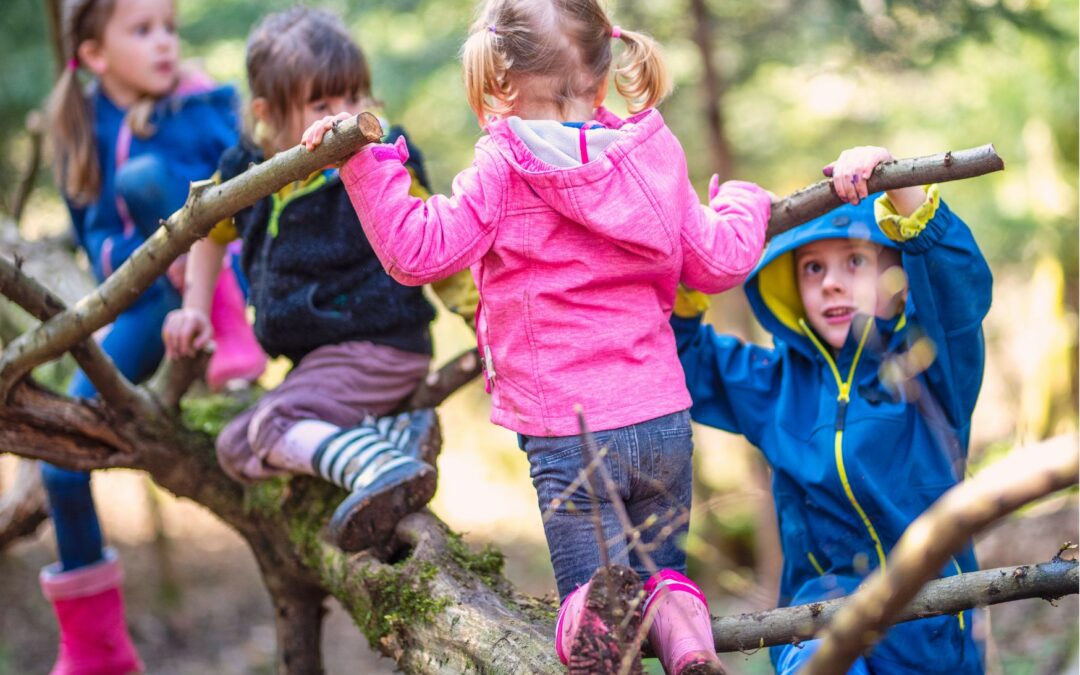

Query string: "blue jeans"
[41, 154, 183, 572]
[519, 410, 694, 600]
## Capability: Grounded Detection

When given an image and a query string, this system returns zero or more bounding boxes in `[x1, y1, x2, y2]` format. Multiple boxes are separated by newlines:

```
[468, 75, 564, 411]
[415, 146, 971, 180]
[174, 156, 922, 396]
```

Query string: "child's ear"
[77, 40, 107, 77]
[250, 97, 270, 124]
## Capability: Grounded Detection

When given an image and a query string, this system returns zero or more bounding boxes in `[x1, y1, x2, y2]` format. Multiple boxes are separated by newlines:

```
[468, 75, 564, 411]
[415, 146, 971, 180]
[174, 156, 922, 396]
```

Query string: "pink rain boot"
[207, 260, 266, 391]
[555, 565, 644, 674]
[39, 548, 144, 675]
[644, 570, 725, 675]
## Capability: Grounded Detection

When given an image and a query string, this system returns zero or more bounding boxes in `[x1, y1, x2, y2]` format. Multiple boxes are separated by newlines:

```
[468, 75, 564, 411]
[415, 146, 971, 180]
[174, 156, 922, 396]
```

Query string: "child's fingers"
[822, 163, 835, 178]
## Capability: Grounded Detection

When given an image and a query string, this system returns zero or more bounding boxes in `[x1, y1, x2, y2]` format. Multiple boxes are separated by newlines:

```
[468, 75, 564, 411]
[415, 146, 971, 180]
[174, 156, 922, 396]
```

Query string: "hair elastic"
[67, 58, 79, 71]
[487, 24, 497, 34]
[611, 25, 621, 39]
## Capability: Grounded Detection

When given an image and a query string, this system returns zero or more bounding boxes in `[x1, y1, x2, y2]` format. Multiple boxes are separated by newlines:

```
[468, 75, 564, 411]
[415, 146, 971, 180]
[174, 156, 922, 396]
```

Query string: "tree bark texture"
[768, 144, 1005, 238]
[804, 434, 1079, 675]
[711, 557, 1077, 653]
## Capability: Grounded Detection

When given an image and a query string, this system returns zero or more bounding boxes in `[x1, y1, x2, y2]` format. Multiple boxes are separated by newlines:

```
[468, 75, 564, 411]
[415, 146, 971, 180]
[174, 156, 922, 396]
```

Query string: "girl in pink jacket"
[304, 1, 770, 671]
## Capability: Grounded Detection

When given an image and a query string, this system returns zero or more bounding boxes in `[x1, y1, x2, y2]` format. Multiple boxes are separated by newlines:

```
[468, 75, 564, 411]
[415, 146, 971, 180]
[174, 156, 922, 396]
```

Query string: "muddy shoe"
[564, 565, 645, 675]
[312, 426, 438, 552]
[368, 408, 441, 467]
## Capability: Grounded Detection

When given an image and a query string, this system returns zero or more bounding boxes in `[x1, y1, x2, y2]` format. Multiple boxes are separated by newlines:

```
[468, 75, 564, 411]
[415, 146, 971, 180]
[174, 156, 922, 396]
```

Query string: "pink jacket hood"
[342, 107, 770, 436]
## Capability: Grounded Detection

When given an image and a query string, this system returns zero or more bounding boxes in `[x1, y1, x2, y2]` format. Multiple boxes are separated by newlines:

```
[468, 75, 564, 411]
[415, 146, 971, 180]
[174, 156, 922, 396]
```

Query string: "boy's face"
[795, 239, 900, 350]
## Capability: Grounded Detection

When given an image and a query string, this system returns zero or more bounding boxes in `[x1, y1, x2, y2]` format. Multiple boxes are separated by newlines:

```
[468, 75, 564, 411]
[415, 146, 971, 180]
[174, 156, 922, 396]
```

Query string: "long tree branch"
[0, 255, 156, 416]
[804, 434, 1079, 675]
[768, 144, 1004, 238]
[0, 113, 384, 402]
[710, 557, 1077, 653]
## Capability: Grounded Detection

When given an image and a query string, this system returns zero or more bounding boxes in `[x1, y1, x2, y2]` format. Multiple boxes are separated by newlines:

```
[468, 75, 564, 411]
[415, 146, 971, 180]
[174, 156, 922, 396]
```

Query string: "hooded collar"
[745, 196, 905, 360]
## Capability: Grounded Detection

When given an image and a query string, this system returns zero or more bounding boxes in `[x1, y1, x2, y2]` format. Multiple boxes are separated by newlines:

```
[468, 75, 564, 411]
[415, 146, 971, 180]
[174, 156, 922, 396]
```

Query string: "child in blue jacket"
[673, 146, 991, 674]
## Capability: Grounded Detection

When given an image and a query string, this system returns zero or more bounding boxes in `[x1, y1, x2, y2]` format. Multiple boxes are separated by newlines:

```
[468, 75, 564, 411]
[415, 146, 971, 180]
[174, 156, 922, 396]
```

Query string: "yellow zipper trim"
[807, 552, 826, 576]
[800, 318, 888, 571]
[268, 173, 329, 238]
[950, 558, 966, 630]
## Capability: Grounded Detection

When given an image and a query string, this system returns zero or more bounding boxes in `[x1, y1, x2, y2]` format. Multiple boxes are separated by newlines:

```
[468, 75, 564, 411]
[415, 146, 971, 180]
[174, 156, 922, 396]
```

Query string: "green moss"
[180, 389, 262, 436]
[445, 530, 505, 589]
[356, 560, 451, 646]
[242, 477, 290, 518]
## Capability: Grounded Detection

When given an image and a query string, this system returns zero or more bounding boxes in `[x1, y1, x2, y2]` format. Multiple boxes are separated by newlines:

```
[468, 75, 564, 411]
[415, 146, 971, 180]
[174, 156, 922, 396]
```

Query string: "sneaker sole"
[568, 565, 644, 675]
[327, 463, 437, 552]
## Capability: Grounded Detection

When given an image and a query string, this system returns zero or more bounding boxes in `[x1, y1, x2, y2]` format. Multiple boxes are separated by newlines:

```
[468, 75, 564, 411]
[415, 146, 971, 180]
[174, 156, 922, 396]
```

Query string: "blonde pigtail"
[612, 28, 672, 113]
[47, 63, 99, 205]
[462, 24, 515, 123]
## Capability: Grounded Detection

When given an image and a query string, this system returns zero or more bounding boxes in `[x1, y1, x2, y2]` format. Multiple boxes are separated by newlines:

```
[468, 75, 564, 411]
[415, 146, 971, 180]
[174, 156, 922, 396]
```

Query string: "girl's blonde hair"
[245, 7, 372, 153]
[461, 0, 671, 121]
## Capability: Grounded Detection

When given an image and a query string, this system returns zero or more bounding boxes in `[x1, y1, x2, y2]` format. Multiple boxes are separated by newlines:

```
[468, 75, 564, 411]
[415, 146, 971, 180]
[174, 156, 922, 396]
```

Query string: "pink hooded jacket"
[341, 107, 770, 436]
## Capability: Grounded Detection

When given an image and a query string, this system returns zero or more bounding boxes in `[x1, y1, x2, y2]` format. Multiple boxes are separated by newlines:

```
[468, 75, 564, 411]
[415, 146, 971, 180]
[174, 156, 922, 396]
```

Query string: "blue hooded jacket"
[673, 192, 991, 673]
[67, 83, 240, 284]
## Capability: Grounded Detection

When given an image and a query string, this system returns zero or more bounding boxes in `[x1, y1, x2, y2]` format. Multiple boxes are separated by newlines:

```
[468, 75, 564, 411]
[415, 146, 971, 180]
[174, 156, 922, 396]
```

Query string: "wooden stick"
[768, 144, 1004, 238]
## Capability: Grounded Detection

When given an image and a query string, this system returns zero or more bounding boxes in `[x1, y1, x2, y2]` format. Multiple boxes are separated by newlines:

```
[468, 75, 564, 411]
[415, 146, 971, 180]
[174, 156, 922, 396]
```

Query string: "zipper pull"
[836, 384, 850, 430]
[835, 398, 848, 431]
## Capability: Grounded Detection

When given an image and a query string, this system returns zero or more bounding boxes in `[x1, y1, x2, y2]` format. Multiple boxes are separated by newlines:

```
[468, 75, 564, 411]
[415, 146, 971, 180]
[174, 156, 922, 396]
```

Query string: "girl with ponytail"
[39, 0, 263, 672]
[304, 1, 771, 670]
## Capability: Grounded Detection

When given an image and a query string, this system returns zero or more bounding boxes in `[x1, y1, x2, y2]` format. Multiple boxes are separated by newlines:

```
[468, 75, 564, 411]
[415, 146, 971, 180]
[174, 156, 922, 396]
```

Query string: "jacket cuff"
[875, 184, 941, 244]
[674, 284, 711, 319]
[342, 136, 410, 187]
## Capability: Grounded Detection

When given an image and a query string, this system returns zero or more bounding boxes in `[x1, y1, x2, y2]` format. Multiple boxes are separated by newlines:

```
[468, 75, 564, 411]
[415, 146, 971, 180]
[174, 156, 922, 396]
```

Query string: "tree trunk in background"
[690, 0, 734, 182]
[44, 0, 64, 74]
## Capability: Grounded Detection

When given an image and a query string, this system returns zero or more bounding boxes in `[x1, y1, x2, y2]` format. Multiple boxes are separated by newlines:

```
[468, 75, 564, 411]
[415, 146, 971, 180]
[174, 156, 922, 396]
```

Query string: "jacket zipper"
[800, 318, 888, 572]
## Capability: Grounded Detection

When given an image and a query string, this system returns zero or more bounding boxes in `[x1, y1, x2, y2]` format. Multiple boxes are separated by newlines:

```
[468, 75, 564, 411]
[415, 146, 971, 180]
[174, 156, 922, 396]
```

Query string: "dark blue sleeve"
[673, 313, 781, 450]
[898, 199, 992, 432]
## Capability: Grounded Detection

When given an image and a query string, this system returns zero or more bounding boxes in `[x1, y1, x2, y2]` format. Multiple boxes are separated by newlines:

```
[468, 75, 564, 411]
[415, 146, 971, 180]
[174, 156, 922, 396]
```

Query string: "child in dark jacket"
[674, 146, 991, 674]
[162, 7, 476, 553]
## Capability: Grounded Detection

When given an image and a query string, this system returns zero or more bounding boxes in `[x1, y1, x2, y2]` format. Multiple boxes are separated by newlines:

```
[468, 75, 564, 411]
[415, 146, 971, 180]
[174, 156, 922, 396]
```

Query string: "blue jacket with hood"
[673, 190, 991, 673]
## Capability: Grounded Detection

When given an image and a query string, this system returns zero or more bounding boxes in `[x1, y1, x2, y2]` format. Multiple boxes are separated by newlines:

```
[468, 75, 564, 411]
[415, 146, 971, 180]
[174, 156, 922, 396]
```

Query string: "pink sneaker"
[207, 262, 266, 391]
[39, 549, 144, 675]
[554, 565, 644, 674]
[644, 570, 725, 675]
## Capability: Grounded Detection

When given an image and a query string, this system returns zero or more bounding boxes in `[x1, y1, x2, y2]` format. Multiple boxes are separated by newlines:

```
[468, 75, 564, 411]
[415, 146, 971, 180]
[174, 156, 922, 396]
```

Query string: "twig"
[0, 254, 156, 417]
[10, 111, 44, 225]
[804, 434, 1078, 674]
[768, 144, 1005, 238]
[576, 408, 611, 571]
[709, 557, 1078, 654]
[0, 113, 385, 402]
[407, 349, 482, 409]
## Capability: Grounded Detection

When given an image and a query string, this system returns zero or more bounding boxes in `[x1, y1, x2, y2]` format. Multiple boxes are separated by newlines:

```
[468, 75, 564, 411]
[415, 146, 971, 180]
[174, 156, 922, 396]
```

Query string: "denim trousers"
[519, 409, 694, 600]
[40, 153, 183, 571]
